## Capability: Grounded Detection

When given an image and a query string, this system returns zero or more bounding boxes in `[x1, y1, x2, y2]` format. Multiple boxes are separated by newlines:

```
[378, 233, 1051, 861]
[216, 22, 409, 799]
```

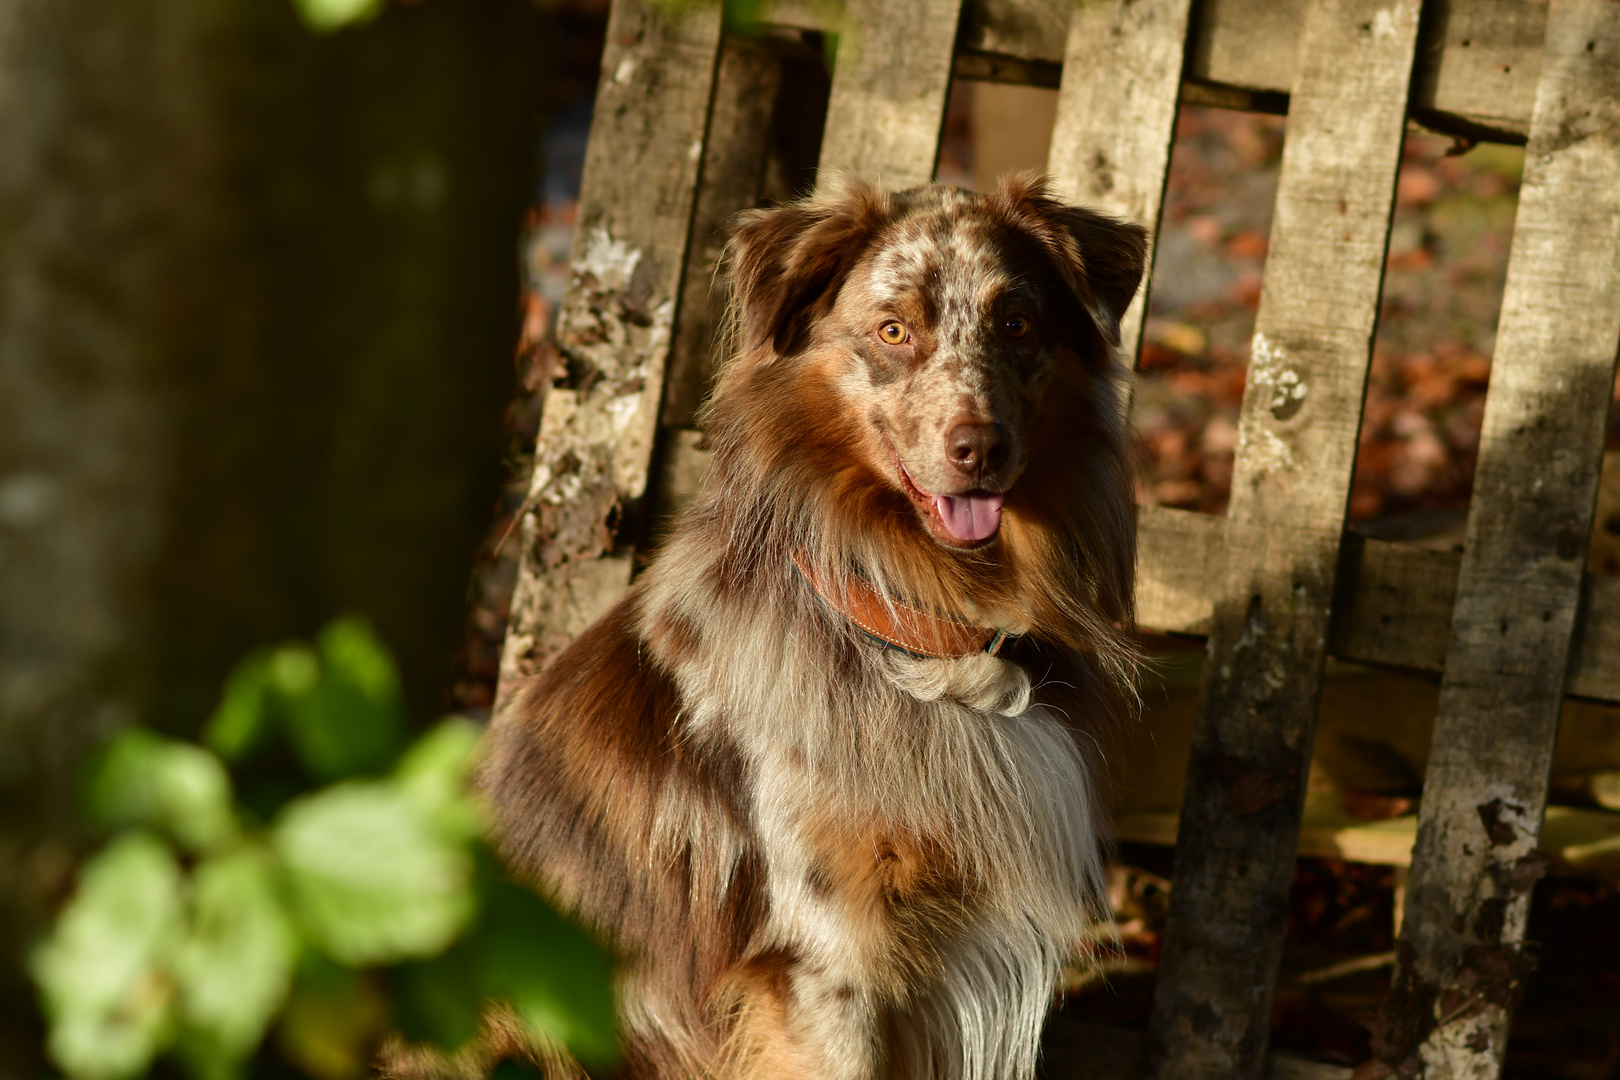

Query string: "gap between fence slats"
[495, 0, 723, 706]
[1372, 4, 1620, 1075]
[814, 0, 963, 188]
[1143, 2, 1423, 1076]
[1045, 0, 1192, 372]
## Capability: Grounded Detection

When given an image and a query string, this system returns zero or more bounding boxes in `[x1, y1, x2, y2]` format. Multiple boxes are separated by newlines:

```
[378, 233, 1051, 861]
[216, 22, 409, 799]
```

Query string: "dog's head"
[718, 174, 1147, 552]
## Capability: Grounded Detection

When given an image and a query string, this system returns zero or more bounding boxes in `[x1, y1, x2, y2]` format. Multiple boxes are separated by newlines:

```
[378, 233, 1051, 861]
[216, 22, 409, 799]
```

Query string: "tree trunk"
[0, 0, 546, 1070]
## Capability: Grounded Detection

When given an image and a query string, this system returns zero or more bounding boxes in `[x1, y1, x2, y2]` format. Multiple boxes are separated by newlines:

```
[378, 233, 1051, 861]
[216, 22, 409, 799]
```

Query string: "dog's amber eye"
[1004, 314, 1031, 339]
[878, 321, 909, 345]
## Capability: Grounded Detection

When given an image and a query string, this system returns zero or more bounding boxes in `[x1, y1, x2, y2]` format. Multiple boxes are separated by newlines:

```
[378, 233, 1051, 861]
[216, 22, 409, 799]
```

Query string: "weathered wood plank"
[963, 0, 1068, 62]
[1374, 6, 1620, 1075]
[496, 0, 722, 704]
[661, 35, 781, 428]
[758, 0, 1547, 142]
[1114, 805, 1620, 877]
[1045, 0, 1192, 369]
[1570, 573, 1620, 703]
[815, 0, 963, 187]
[1143, 3, 1423, 1076]
[1329, 531, 1458, 675]
[1139, 510, 1620, 707]
[1184, 0, 1304, 100]
[1136, 505, 1221, 636]
[1077, 0, 1545, 142]
[952, 49, 1061, 89]
[1409, 0, 1546, 142]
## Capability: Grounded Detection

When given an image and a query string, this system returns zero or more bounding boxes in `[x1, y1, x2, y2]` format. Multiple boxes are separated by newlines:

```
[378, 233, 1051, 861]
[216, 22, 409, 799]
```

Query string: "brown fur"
[482, 174, 1147, 1079]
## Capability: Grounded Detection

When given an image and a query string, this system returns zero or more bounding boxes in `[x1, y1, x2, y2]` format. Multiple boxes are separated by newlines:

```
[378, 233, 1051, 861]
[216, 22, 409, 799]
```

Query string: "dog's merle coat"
[484, 175, 1148, 1080]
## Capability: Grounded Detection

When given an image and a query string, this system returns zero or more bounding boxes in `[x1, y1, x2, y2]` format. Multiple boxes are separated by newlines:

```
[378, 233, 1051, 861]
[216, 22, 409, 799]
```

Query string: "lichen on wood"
[497, 0, 723, 702]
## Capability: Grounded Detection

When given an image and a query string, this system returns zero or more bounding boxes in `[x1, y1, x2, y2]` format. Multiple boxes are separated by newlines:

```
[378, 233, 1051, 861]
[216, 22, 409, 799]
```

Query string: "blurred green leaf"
[280, 620, 407, 782]
[171, 849, 299, 1071]
[273, 780, 474, 965]
[269, 645, 320, 695]
[318, 617, 400, 705]
[33, 832, 184, 1080]
[202, 651, 276, 764]
[290, 0, 383, 34]
[394, 717, 483, 838]
[474, 878, 618, 1068]
[85, 732, 237, 853]
[39, 620, 621, 1080]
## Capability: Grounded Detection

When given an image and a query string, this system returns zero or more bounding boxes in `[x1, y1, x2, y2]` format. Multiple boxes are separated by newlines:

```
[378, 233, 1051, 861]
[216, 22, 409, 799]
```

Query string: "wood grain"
[1328, 532, 1458, 674]
[1409, 0, 1546, 142]
[660, 36, 780, 429]
[1184, 0, 1304, 100]
[815, 0, 963, 187]
[1143, 2, 1422, 1075]
[1045, 0, 1193, 369]
[1114, 806, 1620, 878]
[1136, 506, 1221, 636]
[1376, 5, 1620, 1075]
[1570, 573, 1620, 703]
[496, 0, 722, 704]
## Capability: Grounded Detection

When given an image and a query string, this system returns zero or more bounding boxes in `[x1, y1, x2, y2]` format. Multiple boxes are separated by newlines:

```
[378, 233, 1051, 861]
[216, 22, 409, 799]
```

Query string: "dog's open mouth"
[897, 460, 1004, 546]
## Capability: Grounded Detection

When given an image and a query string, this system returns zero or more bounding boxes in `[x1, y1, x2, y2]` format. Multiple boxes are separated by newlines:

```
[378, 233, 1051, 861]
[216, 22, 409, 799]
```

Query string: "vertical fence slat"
[815, 0, 963, 185]
[660, 36, 782, 429]
[1373, 5, 1620, 1076]
[1143, 1, 1422, 1075]
[1045, 0, 1193, 368]
[496, 0, 722, 703]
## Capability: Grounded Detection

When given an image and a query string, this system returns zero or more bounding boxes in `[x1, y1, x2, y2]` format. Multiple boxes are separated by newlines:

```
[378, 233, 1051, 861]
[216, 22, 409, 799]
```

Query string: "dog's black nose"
[946, 420, 1009, 477]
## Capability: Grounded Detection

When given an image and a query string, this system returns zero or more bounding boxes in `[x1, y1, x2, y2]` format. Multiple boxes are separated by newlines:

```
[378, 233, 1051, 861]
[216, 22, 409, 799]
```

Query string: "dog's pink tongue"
[934, 492, 1003, 541]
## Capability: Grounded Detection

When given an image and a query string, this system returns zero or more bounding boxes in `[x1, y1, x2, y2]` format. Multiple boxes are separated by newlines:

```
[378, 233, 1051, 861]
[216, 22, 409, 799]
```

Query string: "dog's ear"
[989, 173, 1149, 348]
[1054, 204, 1150, 347]
[727, 175, 891, 355]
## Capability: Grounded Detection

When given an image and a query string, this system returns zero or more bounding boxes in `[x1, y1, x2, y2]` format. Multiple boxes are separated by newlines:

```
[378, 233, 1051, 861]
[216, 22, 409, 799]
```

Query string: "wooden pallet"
[496, 1, 1620, 1076]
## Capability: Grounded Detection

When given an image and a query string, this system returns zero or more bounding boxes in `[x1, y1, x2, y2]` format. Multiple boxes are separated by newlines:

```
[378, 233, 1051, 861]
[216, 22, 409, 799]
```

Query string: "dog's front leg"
[719, 934, 884, 1080]
[730, 806, 891, 1080]
[782, 959, 883, 1080]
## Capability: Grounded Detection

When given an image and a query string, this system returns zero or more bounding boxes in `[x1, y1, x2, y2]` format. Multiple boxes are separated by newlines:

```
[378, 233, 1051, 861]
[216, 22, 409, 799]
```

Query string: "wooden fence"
[494, 1, 1620, 1076]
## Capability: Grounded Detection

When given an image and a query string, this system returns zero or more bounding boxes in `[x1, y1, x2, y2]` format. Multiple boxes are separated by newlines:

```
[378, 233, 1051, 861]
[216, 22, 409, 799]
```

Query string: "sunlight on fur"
[478, 174, 1147, 1079]
[875, 651, 1033, 716]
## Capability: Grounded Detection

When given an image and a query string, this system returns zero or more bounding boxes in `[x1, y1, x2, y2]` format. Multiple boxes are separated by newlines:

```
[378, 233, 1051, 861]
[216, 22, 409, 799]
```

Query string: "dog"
[482, 173, 1147, 1080]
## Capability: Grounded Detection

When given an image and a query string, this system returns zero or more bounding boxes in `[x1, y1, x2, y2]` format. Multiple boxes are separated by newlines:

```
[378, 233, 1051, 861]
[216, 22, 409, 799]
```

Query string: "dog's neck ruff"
[790, 551, 1011, 661]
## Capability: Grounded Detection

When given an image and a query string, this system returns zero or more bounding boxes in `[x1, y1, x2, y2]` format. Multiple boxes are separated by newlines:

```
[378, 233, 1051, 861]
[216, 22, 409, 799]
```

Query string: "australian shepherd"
[483, 173, 1148, 1080]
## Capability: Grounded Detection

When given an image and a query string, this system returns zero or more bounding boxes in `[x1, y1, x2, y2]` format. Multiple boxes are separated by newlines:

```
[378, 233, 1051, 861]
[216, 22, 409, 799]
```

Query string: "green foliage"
[288, 0, 831, 38]
[290, 0, 384, 34]
[274, 777, 475, 966]
[204, 617, 407, 783]
[474, 877, 619, 1066]
[86, 732, 238, 853]
[33, 833, 184, 1080]
[172, 850, 300, 1075]
[35, 619, 618, 1080]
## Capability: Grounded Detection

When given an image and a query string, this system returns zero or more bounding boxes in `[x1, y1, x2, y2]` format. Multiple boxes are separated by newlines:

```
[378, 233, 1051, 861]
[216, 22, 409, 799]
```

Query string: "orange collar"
[790, 551, 1011, 661]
